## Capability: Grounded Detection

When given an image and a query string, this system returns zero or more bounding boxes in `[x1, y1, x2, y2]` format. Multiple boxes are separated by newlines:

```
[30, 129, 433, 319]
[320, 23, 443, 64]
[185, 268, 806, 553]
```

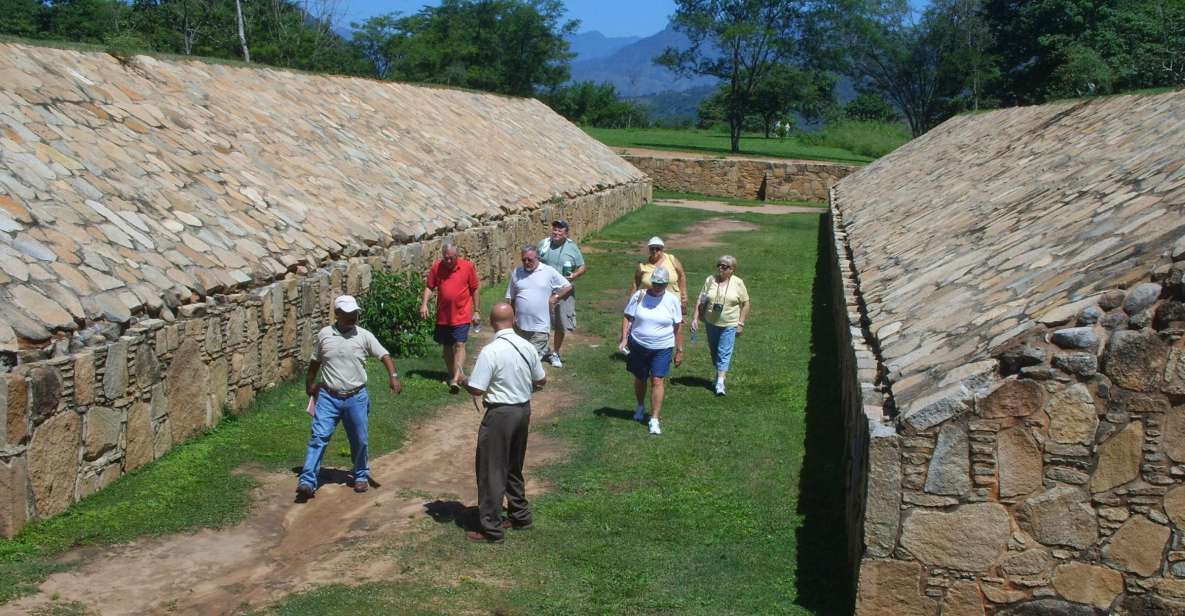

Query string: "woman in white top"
[618, 266, 683, 435]
[690, 255, 750, 396]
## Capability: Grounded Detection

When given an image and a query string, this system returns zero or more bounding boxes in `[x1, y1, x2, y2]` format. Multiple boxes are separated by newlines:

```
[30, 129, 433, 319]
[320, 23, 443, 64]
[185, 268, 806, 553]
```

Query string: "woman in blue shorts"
[617, 266, 683, 435]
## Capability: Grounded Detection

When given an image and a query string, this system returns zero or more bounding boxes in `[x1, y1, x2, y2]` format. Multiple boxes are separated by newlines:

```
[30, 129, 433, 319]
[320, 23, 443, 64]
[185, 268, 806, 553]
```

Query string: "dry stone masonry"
[832, 91, 1185, 614]
[623, 153, 855, 202]
[0, 42, 649, 537]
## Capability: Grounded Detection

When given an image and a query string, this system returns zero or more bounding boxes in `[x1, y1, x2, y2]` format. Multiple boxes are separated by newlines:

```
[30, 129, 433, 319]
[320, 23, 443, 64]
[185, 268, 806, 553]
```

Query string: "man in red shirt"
[420, 243, 481, 393]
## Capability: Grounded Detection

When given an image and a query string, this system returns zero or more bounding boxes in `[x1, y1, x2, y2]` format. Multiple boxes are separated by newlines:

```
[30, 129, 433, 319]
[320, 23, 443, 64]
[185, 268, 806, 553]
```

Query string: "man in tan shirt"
[297, 295, 402, 500]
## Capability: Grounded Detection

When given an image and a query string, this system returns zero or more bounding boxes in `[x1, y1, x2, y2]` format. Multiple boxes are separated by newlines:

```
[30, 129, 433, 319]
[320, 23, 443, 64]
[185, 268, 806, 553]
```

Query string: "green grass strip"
[586, 126, 879, 164]
[652, 189, 826, 208]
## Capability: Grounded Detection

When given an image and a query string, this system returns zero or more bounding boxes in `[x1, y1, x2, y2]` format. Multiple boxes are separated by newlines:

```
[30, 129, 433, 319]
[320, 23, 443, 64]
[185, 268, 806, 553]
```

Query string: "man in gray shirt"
[462, 302, 546, 542]
[297, 295, 402, 500]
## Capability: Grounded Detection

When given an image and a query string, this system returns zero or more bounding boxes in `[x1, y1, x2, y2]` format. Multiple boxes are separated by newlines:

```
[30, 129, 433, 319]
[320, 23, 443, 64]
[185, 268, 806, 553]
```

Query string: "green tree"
[747, 63, 834, 136]
[0, 0, 46, 37]
[541, 82, 650, 128]
[844, 91, 899, 121]
[43, 0, 130, 43]
[657, 0, 810, 152]
[350, 12, 405, 79]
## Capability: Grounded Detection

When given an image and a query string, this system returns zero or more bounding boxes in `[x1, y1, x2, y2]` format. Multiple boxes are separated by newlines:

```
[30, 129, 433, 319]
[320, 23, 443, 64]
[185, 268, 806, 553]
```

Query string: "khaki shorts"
[551, 294, 576, 332]
[514, 327, 551, 358]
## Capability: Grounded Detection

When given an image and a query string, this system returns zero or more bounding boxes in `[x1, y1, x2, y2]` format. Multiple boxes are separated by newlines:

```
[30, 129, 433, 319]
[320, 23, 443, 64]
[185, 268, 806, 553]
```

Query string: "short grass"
[586, 125, 904, 164]
[265, 205, 852, 614]
[797, 119, 913, 160]
[652, 189, 826, 208]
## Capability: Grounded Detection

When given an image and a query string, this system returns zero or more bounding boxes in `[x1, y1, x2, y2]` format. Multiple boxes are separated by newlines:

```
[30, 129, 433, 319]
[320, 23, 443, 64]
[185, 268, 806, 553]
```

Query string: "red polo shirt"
[427, 258, 479, 326]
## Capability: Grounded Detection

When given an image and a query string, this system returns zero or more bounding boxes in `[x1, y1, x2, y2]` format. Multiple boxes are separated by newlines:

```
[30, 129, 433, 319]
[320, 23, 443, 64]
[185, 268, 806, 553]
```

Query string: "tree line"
[1, 0, 1183, 147]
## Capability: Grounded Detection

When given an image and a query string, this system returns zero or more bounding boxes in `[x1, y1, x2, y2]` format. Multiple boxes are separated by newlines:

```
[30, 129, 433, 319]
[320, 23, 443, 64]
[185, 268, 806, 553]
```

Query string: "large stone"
[998, 426, 1043, 498]
[1017, 487, 1098, 549]
[901, 389, 969, 432]
[260, 330, 277, 385]
[1051, 327, 1099, 351]
[1154, 302, 1185, 330]
[1046, 383, 1099, 445]
[1166, 486, 1185, 528]
[981, 379, 1045, 418]
[83, 406, 123, 461]
[925, 423, 971, 496]
[1104, 515, 1170, 577]
[27, 409, 81, 517]
[0, 456, 28, 538]
[1052, 352, 1098, 378]
[27, 366, 62, 424]
[73, 352, 95, 406]
[899, 503, 1010, 571]
[942, 581, 985, 616]
[208, 357, 228, 420]
[1090, 421, 1143, 493]
[1124, 282, 1163, 315]
[102, 340, 129, 401]
[1166, 350, 1185, 396]
[135, 342, 160, 387]
[124, 399, 153, 472]
[996, 599, 1100, 616]
[166, 338, 210, 442]
[1164, 406, 1185, 463]
[1102, 330, 1169, 392]
[9, 285, 77, 331]
[865, 432, 901, 558]
[5, 373, 28, 444]
[1053, 562, 1124, 609]
[1001, 549, 1055, 579]
[856, 559, 937, 616]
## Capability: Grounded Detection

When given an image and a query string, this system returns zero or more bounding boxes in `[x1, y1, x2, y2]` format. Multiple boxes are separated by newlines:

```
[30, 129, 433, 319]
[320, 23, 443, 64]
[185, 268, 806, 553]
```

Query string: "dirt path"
[654, 198, 827, 216]
[615, 146, 860, 166]
[4, 375, 571, 616]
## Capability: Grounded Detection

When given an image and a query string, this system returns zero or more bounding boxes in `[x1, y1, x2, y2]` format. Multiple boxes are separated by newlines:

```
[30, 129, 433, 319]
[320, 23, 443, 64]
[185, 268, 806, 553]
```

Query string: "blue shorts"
[434, 324, 470, 345]
[626, 337, 673, 380]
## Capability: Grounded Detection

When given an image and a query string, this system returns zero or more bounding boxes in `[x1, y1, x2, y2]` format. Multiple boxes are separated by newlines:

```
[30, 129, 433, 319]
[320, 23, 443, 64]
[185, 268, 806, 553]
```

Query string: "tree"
[747, 63, 834, 136]
[0, 0, 46, 37]
[657, 0, 810, 152]
[541, 81, 651, 128]
[351, 12, 404, 79]
[844, 91, 899, 121]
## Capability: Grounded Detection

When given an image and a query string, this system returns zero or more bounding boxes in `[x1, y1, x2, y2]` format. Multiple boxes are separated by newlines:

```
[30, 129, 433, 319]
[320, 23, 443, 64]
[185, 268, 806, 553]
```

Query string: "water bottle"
[562, 259, 573, 277]
[472, 313, 481, 333]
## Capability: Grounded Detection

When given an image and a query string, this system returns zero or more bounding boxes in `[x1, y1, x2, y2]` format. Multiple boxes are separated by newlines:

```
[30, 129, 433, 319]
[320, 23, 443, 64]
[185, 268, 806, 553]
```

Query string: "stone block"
[124, 399, 153, 472]
[1164, 406, 1185, 463]
[152, 417, 172, 460]
[73, 352, 95, 406]
[865, 432, 901, 558]
[998, 426, 1043, 498]
[260, 330, 277, 385]
[102, 340, 129, 401]
[1104, 515, 1170, 577]
[1046, 383, 1098, 445]
[0, 456, 28, 538]
[1017, 487, 1098, 549]
[235, 385, 255, 412]
[1102, 330, 1168, 392]
[942, 580, 985, 616]
[925, 423, 970, 496]
[981, 379, 1045, 418]
[1001, 549, 1055, 580]
[899, 503, 1010, 571]
[5, 373, 28, 445]
[1090, 421, 1143, 493]
[208, 357, 228, 418]
[27, 409, 81, 517]
[77, 462, 121, 499]
[996, 599, 1099, 616]
[1053, 562, 1123, 609]
[167, 338, 210, 442]
[205, 317, 223, 355]
[27, 365, 63, 424]
[856, 559, 937, 616]
[83, 406, 123, 461]
[135, 342, 160, 387]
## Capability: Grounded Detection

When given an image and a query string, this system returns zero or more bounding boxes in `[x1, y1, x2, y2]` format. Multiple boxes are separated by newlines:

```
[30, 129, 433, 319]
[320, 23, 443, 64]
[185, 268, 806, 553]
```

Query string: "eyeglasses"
[717, 264, 732, 269]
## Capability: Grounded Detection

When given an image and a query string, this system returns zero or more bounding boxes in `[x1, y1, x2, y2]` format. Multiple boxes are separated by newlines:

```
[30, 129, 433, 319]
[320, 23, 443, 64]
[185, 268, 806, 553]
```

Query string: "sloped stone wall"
[0, 184, 648, 537]
[623, 155, 855, 202]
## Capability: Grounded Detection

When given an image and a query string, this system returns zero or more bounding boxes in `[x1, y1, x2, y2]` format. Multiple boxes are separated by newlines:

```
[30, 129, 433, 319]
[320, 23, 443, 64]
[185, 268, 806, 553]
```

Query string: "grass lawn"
[652, 189, 826, 208]
[586, 125, 886, 164]
[0, 205, 852, 615]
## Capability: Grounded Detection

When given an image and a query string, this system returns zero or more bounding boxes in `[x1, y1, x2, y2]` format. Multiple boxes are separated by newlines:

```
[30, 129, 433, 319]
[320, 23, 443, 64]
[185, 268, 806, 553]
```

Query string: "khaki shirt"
[467, 329, 546, 405]
[311, 325, 389, 392]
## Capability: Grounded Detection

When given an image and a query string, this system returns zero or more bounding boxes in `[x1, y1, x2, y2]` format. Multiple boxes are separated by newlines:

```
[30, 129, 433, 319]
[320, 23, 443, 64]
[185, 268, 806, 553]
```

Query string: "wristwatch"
[390, 372, 399, 378]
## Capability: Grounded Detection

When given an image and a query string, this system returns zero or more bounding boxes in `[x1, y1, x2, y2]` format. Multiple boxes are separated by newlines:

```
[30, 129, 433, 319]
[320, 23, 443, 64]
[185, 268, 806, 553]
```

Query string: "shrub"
[844, 92, 899, 122]
[359, 271, 434, 357]
[800, 119, 912, 159]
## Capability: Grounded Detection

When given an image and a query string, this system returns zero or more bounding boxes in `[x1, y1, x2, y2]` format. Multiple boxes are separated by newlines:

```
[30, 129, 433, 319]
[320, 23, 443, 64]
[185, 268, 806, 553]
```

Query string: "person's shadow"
[593, 406, 637, 422]
[406, 369, 450, 382]
[424, 500, 480, 531]
[671, 375, 713, 392]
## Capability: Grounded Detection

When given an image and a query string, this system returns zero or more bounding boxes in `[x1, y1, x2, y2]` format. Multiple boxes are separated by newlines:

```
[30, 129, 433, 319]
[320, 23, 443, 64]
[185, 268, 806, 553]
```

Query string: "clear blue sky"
[338, 0, 678, 38]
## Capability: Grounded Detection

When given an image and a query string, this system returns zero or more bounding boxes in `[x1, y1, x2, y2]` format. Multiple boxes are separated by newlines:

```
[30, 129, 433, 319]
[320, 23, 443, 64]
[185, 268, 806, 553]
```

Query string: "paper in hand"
[306, 394, 317, 418]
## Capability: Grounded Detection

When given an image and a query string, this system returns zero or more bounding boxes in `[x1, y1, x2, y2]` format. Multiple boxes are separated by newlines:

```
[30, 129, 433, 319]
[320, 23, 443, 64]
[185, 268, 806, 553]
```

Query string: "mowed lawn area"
[584, 125, 907, 164]
[0, 205, 852, 615]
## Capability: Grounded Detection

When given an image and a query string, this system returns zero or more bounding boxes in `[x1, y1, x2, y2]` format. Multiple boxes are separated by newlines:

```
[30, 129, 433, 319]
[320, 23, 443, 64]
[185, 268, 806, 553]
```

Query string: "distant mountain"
[569, 24, 719, 98]
[565, 31, 642, 62]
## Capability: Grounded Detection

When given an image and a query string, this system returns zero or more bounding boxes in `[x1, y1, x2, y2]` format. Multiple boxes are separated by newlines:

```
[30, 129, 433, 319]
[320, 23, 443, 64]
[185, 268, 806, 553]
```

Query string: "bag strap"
[499, 337, 536, 373]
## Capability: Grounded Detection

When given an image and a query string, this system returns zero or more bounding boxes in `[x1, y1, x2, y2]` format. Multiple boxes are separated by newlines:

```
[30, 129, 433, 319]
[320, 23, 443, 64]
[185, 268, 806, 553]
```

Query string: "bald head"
[490, 302, 515, 330]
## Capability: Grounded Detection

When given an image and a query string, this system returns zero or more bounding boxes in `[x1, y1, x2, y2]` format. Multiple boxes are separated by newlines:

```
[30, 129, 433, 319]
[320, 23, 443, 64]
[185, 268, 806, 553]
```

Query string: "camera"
[711, 303, 724, 312]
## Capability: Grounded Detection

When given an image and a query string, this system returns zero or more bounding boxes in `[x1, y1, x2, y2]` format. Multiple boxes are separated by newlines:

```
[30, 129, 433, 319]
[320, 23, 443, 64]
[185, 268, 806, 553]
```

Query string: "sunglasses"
[717, 264, 732, 269]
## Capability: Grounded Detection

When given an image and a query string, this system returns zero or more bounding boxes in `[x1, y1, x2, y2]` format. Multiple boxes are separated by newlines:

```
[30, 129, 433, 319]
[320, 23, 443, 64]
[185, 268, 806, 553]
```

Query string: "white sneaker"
[715, 382, 726, 396]
[549, 353, 563, 368]
[633, 405, 646, 422]
[648, 418, 662, 435]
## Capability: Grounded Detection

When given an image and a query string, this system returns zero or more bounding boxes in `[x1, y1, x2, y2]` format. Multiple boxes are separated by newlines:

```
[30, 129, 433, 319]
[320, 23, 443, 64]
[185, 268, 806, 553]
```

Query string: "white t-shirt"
[467, 329, 547, 405]
[505, 263, 571, 333]
[624, 290, 682, 349]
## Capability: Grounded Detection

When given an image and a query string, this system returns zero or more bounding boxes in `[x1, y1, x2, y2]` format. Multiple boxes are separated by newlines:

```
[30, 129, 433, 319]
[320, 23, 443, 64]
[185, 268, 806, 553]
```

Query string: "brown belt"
[322, 385, 365, 399]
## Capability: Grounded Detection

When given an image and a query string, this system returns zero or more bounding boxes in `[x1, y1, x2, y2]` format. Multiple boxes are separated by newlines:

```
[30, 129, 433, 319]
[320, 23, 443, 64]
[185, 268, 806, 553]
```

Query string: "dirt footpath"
[3, 384, 570, 616]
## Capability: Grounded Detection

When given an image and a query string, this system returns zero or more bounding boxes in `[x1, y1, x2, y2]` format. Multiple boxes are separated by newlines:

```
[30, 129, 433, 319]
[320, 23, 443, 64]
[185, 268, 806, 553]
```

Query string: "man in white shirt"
[462, 302, 547, 543]
[298, 295, 402, 500]
[505, 245, 572, 359]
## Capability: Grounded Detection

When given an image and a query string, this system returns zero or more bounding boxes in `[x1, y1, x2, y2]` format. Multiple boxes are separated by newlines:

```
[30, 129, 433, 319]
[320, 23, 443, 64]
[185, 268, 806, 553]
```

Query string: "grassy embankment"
[652, 189, 826, 208]
[586, 120, 911, 163]
[1, 204, 852, 614]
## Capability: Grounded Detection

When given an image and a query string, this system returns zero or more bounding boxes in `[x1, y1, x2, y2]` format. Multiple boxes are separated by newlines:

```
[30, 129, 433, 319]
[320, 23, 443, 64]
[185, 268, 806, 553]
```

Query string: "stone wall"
[830, 90, 1185, 615]
[623, 155, 856, 202]
[0, 42, 651, 537]
[0, 183, 649, 537]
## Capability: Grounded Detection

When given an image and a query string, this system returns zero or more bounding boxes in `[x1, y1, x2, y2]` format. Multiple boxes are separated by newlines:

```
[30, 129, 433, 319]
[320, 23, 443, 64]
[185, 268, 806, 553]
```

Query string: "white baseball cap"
[647, 236, 665, 247]
[651, 266, 671, 284]
[334, 295, 360, 313]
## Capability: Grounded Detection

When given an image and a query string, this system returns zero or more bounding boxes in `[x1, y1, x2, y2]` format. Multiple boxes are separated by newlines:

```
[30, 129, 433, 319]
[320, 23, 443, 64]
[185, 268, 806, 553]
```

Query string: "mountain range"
[566, 25, 719, 100]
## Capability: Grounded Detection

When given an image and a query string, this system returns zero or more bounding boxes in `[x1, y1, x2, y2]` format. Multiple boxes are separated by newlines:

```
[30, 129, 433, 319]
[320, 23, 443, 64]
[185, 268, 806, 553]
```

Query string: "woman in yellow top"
[631, 236, 688, 312]
[690, 255, 751, 396]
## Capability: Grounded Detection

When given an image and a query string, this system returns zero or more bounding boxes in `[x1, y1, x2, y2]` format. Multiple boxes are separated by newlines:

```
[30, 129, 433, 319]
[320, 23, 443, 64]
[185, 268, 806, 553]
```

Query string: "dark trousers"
[475, 401, 532, 539]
